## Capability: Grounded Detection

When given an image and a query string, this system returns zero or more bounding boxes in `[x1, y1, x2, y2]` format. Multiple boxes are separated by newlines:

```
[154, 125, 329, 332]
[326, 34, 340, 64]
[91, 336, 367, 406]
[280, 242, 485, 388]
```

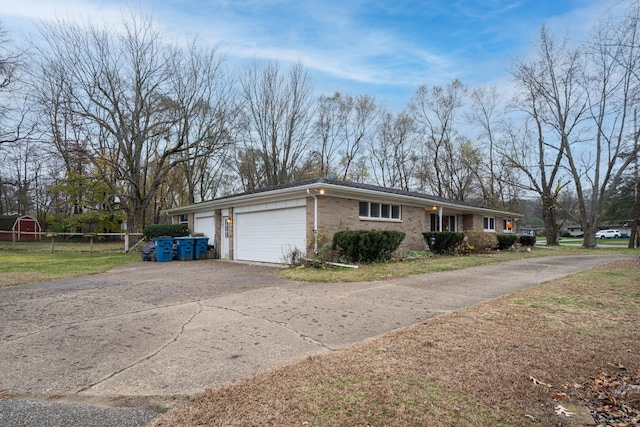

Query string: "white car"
[595, 229, 620, 239]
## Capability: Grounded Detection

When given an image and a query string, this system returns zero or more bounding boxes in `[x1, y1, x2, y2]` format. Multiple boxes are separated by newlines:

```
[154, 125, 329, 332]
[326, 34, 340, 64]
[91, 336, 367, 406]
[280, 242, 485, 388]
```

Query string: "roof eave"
[166, 181, 522, 218]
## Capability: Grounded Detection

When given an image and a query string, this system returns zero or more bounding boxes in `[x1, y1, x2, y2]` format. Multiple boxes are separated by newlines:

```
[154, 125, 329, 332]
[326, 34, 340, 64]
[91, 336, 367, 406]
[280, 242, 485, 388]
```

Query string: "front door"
[221, 216, 230, 259]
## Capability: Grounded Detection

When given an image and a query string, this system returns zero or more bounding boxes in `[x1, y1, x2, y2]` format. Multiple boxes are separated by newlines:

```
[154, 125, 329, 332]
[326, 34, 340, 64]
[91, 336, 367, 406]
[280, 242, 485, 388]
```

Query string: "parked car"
[595, 229, 621, 239]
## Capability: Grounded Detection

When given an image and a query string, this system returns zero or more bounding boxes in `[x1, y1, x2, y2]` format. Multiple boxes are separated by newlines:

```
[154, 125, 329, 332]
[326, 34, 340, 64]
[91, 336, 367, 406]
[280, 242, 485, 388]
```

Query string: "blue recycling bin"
[194, 236, 209, 260]
[154, 237, 175, 262]
[175, 236, 195, 261]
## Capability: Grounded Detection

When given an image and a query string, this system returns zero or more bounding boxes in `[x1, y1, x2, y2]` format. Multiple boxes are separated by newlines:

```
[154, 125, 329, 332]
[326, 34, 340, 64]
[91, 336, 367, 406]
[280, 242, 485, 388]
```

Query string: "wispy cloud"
[0, 0, 618, 108]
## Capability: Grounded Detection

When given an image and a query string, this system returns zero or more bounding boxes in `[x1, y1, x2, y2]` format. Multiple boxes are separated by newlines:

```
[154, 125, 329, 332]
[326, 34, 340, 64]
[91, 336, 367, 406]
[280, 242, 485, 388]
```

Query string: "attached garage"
[193, 212, 216, 246]
[235, 203, 306, 264]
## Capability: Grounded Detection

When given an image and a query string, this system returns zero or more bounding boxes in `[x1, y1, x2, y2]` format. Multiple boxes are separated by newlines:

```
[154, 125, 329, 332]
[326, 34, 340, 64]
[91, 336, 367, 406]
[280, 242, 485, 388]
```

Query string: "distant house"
[563, 221, 633, 238]
[166, 178, 522, 264]
[0, 215, 42, 241]
[565, 224, 584, 237]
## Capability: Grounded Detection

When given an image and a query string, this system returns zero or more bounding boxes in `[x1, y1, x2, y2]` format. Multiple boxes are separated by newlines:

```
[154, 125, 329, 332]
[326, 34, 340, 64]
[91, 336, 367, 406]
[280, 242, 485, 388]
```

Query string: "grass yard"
[0, 251, 140, 287]
[278, 245, 638, 283]
[540, 237, 634, 247]
[149, 258, 640, 427]
[0, 240, 128, 253]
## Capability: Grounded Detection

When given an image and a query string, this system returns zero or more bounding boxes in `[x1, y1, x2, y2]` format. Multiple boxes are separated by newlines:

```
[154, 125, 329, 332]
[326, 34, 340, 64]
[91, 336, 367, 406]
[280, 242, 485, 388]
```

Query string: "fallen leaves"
[578, 368, 640, 426]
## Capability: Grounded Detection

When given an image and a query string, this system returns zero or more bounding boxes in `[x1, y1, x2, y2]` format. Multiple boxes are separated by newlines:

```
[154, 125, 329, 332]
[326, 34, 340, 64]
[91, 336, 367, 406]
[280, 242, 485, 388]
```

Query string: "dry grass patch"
[148, 260, 640, 427]
[278, 247, 636, 283]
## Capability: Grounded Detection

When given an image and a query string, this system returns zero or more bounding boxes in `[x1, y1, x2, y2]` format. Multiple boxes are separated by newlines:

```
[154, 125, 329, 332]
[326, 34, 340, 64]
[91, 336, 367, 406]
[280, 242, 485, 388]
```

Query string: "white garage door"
[235, 206, 306, 263]
[194, 213, 216, 246]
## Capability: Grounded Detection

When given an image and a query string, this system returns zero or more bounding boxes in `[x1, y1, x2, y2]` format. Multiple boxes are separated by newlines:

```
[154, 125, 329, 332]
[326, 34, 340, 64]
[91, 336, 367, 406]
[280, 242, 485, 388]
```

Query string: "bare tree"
[370, 110, 418, 190]
[239, 60, 315, 187]
[510, 26, 587, 245]
[335, 94, 378, 181]
[312, 93, 342, 178]
[0, 22, 20, 139]
[567, 3, 640, 247]
[468, 86, 519, 209]
[409, 79, 479, 200]
[163, 40, 237, 205]
[33, 12, 232, 232]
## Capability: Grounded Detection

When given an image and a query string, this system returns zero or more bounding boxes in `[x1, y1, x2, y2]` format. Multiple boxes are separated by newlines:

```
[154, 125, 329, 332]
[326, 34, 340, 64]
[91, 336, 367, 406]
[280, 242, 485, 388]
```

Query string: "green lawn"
[0, 240, 129, 253]
[538, 236, 635, 246]
[0, 251, 140, 287]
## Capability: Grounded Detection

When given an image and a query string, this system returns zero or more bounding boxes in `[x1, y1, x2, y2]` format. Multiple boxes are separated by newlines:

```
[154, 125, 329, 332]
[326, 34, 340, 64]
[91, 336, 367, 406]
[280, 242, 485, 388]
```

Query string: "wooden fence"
[0, 230, 145, 253]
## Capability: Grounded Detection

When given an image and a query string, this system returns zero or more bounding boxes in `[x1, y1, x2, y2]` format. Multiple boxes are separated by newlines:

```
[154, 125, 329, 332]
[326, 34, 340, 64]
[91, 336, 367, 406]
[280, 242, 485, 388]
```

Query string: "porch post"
[439, 206, 443, 231]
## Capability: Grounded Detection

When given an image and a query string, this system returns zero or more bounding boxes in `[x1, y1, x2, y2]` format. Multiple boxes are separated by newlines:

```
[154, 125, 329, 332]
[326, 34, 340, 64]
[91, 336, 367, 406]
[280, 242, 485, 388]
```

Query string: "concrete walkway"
[0, 254, 632, 424]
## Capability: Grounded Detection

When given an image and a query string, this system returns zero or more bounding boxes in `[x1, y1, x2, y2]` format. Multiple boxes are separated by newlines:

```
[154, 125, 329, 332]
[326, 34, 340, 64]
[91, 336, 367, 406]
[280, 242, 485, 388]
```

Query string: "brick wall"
[308, 195, 427, 252]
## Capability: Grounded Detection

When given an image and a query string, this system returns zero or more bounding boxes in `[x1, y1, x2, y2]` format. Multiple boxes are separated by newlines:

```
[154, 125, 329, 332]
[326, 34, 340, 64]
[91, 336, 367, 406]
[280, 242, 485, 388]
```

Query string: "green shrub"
[143, 223, 189, 240]
[422, 231, 465, 255]
[496, 234, 517, 250]
[464, 230, 499, 253]
[332, 230, 405, 263]
[519, 235, 537, 246]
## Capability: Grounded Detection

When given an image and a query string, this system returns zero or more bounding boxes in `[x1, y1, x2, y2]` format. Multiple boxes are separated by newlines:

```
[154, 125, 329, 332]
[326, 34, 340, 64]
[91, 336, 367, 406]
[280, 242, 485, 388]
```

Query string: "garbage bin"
[154, 237, 175, 262]
[175, 236, 195, 261]
[193, 236, 209, 260]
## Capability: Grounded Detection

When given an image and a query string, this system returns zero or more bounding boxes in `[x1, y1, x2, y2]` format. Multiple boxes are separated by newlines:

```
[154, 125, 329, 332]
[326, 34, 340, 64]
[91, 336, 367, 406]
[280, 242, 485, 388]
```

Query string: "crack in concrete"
[1, 300, 206, 344]
[75, 302, 204, 394]
[207, 303, 335, 352]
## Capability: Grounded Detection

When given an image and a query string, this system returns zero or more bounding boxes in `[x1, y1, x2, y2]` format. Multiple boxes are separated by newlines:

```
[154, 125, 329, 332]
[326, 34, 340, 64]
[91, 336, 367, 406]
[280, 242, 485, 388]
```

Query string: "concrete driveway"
[0, 254, 631, 410]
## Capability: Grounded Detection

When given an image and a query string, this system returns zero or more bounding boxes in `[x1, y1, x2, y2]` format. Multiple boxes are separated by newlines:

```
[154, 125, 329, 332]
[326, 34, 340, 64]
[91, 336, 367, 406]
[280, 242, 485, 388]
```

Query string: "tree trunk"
[542, 195, 560, 246]
[583, 225, 598, 248]
[629, 179, 640, 249]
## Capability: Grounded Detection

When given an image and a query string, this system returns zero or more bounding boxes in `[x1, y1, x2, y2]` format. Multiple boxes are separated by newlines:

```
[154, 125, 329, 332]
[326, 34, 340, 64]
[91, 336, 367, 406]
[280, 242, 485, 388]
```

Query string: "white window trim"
[483, 216, 496, 232]
[503, 218, 514, 233]
[359, 201, 402, 222]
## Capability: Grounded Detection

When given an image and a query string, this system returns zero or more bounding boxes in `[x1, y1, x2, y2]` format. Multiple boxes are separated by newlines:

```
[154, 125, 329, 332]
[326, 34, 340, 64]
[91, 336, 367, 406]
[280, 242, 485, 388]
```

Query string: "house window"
[483, 217, 496, 231]
[503, 219, 513, 233]
[370, 203, 380, 217]
[179, 214, 188, 224]
[447, 215, 456, 231]
[359, 201, 401, 221]
[430, 214, 457, 231]
[359, 202, 369, 217]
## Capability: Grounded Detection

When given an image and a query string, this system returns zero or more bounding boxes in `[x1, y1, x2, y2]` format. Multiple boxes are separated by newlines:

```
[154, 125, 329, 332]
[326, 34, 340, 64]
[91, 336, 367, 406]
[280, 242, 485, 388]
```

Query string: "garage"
[235, 205, 307, 264]
[194, 212, 216, 246]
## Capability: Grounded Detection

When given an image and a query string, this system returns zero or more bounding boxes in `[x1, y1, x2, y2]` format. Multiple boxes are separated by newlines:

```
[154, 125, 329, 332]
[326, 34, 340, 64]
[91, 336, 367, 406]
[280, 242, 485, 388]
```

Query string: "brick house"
[166, 178, 521, 264]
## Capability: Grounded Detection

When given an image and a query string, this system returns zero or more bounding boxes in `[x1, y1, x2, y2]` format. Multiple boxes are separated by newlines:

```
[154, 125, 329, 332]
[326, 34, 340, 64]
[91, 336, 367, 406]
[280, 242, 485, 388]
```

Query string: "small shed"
[0, 215, 42, 241]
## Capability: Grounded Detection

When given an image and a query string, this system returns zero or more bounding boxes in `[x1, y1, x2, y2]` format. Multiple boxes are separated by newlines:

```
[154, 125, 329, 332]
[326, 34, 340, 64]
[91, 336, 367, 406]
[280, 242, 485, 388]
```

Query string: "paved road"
[0, 254, 632, 426]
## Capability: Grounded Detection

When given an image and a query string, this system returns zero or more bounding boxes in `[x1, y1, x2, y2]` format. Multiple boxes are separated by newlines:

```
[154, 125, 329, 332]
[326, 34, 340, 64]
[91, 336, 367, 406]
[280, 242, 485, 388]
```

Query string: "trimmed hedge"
[496, 234, 517, 250]
[422, 231, 465, 255]
[519, 235, 537, 246]
[143, 223, 189, 240]
[332, 230, 405, 263]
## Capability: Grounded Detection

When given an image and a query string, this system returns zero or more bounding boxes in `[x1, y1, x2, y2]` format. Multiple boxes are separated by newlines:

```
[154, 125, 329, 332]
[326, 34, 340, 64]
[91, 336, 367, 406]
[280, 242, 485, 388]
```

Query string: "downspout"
[306, 189, 318, 254]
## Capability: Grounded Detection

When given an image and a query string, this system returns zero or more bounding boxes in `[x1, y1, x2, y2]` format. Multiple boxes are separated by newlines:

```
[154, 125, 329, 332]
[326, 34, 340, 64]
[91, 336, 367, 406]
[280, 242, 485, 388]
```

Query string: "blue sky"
[0, 0, 619, 109]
